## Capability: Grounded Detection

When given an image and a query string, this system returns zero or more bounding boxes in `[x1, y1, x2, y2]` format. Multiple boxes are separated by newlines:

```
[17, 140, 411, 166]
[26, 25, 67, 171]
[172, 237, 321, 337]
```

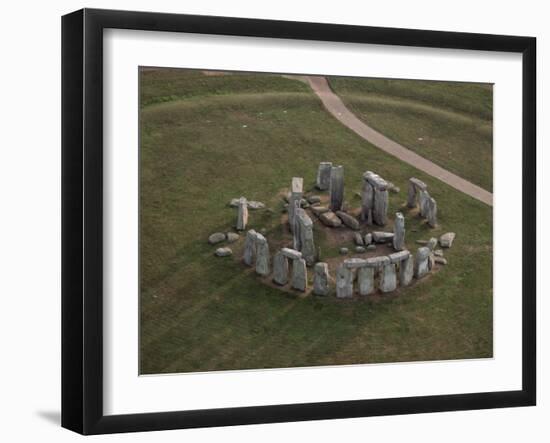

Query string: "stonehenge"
[329, 165, 344, 211]
[407, 177, 437, 227]
[273, 247, 308, 292]
[361, 171, 389, 226]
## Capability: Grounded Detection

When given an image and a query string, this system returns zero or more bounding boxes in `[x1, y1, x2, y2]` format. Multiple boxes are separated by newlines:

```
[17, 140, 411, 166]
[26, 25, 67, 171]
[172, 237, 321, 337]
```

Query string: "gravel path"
[306, 76, 493, 207]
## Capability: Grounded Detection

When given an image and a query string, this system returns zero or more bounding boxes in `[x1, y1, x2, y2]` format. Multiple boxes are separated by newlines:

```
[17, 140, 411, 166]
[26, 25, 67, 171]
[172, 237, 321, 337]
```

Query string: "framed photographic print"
[61, 8, 536, 435]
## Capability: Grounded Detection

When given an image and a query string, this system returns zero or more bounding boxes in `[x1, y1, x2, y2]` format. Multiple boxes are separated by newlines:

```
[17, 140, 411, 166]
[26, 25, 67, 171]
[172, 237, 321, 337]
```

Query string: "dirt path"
[306, 76, 493, 207]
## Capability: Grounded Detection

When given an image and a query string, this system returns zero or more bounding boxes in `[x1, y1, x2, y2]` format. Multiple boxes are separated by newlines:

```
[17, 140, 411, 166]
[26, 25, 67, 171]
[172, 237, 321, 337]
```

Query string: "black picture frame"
[62, 8, 536, 435]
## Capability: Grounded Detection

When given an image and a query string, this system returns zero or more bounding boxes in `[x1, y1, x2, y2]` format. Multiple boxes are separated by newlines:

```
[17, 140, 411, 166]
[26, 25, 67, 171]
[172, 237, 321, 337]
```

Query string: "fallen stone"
[440, 232, 456, 248]
[416, 240, 428, 245]
[226, 232, 239, 243]
[300, 199, 310, 208]
[434, 257, 448, 265]
[358, 266, 375, 295]
[311, 206, 330, 216]
[336, 211, 360, 230]
[307, 195, 321, 204]
[319, 211, 342, 227]
[336, 264, 354, 298]
[339, 247, 349, 255]
[366, 244, 376, 251]
[272, 251, 289, 285]
[427, 237, 438, 251]
[364, 233, 372, 245]
[354, 232, 364, 246]
[372, 231, 394, 243]
[291, 258, 307, 292]
[208, 232, 226, 245]
[344, 258, 367, 269]
[434, 249, 444, 257]
[355, 246, 366, 253]
[380, 263, 397, 292]
[215, 247, 232, 257]
[248, 200, 265, 210]
[313, 262, 330, 296]
[281, 247, 302, 260]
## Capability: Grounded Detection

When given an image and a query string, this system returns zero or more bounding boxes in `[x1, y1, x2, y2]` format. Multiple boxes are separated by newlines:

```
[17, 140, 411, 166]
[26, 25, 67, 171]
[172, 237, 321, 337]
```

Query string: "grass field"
[139, 68, 492, 374]
[328, 77, 493, 191]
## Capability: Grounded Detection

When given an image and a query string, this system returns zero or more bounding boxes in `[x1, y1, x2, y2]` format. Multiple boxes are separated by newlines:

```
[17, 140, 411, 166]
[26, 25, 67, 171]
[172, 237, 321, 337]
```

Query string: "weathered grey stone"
[248, 200, 265, 210]
[288, 177, 304, 232]
[339, 247, 349, 255]
[416, 240, 429, 245]
[399, 256, 414, 286]
[373, 188, 389, 225]
[387, 182, 400, 193]
[364, 171, 388, 190]
[226, 232, 239, 243]
[215, 247, 232, 257]
[389, 250, 410, 264]
[372, 231, 394, 243]
[358, 267, 375, 295]
[440, 232, 456, 248]
[366, 244, 376, 251]
[329, 165, 344, 211]
[393, 212, 405, 251]
[410, 177, 428, 191]
[361, 179, 374, 222]
[255, 234, 270, 276]
[366, 256, 390, 267]
[311, 205, 330, 216]
[336, 264, 354, 298]
[364, 233, 373, 245]
[291, 258, 307, 292]
[300, 198, 309, 208]
[427, 197, 438, 227]
[355, 246, 366, 253]
[243, 230, 257, 266]
[354, 232, 364, 246]
[419, 190, 430, 217]
[316, 162, 333, 191]
[434, 249, 444, 257]
[380, 263, 397, 292]
[294, 208, 316, 265]
[313, 262, 330, 296]
[435, 257, 448, 265]
[319, 211, 342, 227]
[414, 247, 430, 278]
[208, 232, 226, 244]
[273, 251, 289, 285]
[344, 258, 367, 269]
[407, 177, 428, 208]
[427, 237, 438, 251]
[281, 247, 302, 260]
[236, 197, 249, 231]
[336, 211, 360, 230]
[428, 254, 435, 270]
[307, 195, 321, 204]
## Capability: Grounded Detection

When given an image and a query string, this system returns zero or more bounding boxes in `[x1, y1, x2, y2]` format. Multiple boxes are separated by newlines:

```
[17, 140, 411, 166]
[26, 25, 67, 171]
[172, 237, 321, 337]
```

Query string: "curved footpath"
[306, 76, 493, 207]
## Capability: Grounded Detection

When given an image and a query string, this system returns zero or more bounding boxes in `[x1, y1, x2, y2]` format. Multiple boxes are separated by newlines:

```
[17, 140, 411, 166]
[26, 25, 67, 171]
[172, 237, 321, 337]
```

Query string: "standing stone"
[329, 165, 344, 212]
[414, 247, 430, 279]
[272, 251, 289, 285]
[336, 264, 354, 298]
[358, 266, 375, 296]
[373, 188, 389, 226]
[427, 197, 438, 227]
[393, 212, 405, 251]
[236, 196, 248, 231]
[243, 230, 257, 266]
[361, 179, 374, 222]
[288, 177, 303, 232]
[399, 255, 414, 286]
[427, 237, 438, 251]
[313, 262, 330, 296]
[291, 258, 307, 292]
[419, 190, 430, 217]
[380, 263, 397, 292]
[316, 162, 333, 191]
[295, 208, 316, 265]
[407, 178, 427, 208]
[255, 234, 270, 276]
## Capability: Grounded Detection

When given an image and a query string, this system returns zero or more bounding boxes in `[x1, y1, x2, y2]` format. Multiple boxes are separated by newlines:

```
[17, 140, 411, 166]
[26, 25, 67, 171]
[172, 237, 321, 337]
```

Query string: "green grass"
[140, 69, 492, 374]
[328, 77, 493, 191]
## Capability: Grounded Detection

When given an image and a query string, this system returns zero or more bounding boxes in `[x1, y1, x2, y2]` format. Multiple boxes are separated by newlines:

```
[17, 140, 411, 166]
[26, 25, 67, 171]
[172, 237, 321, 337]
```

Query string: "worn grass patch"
[140, 69, 492, 374]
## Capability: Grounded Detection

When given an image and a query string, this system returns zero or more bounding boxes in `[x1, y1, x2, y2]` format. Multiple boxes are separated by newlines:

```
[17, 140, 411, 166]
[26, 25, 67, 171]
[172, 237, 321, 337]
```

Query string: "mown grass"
[328, 77, 493, 191]
[140, 69, 492, 374]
